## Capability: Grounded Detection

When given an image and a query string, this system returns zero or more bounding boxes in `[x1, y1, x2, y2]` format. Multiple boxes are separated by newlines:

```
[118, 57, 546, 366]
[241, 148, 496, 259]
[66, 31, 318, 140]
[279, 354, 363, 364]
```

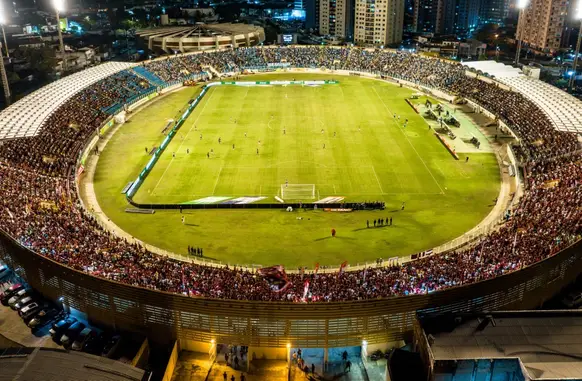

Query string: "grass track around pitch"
[93, 73, 500, 268]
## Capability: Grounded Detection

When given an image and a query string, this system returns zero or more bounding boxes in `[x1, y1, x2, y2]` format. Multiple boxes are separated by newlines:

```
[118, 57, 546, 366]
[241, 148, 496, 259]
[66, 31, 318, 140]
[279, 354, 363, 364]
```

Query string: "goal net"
[281, 184, 316, 200]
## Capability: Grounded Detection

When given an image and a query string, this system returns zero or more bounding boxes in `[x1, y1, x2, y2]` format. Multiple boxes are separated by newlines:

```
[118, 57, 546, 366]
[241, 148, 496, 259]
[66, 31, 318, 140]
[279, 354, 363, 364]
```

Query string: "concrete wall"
[249, 346, 288, 361]
[179, 339, 213, 353]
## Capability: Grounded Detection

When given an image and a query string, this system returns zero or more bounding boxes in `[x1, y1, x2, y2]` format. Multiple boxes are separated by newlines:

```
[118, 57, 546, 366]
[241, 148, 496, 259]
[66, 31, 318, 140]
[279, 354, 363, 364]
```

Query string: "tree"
[15, 47, 57, 79]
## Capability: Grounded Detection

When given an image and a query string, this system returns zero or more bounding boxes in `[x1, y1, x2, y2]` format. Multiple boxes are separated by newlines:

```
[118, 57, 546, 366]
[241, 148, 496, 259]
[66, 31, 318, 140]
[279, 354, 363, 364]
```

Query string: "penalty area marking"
[371, 165, 385, 194]
[212, 167, 223, 195]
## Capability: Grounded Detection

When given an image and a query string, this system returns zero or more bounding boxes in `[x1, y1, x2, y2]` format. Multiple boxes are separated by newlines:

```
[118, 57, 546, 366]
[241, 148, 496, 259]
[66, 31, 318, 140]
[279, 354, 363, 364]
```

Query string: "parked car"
[28, 308, 63, 330]
[72, 328, 95, 351]
[13, 296, 36, 311]
[82, 332, 106, 355]
[562, 291, 582, 308]
[19, 303, 43, 321]
[0, 264, 9, 280]
[60, 322, 86, 347]
[7, 289, 31, 308]
[0, 283, 24, 305]
[102, 335, 121, 358]
[49, 317, 77, 338]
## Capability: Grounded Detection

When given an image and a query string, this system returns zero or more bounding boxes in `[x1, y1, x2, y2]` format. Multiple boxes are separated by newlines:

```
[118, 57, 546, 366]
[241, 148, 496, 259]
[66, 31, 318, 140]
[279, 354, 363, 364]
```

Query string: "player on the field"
[218, 137, 221, 144]
[286, 179, 288, 188]
[283, 128, 286, 135]
[200, 134, 202, 140]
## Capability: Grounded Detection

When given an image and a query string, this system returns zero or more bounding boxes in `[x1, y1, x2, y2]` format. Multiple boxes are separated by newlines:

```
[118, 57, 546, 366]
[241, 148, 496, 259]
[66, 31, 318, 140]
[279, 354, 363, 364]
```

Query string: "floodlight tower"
[0, 5, 11, 105]
[53, 0, 67, 72]
[568, 0, 582, 92]
[515, 0, 529, 66]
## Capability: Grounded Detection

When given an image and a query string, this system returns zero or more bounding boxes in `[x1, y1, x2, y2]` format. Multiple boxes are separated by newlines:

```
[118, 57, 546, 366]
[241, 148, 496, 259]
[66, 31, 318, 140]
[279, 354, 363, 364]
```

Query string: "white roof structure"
[498, 76, 582, 134]
[463, 60, 582, 134]
[0, 61, 134, 141]
[462, 61, 523, 78]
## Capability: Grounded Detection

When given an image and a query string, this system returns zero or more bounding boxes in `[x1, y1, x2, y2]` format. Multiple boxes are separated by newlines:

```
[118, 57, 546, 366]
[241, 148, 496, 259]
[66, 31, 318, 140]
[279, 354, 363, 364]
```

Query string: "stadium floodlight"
[569, 0, 582, 92]
[53, 0, 66, 13]
[514, 0, 529, 65]
[52, 0, 67, 72]
[0, 1, 8, 58]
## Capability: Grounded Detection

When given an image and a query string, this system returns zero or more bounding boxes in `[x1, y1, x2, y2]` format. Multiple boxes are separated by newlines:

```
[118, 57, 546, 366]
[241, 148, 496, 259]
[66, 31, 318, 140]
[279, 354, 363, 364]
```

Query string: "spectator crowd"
[0, 47, 580, 302]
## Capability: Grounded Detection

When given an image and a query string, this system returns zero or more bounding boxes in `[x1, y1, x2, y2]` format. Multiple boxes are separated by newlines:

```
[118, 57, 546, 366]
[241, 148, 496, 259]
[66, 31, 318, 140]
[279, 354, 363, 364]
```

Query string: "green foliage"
[14, 47, 56, 78]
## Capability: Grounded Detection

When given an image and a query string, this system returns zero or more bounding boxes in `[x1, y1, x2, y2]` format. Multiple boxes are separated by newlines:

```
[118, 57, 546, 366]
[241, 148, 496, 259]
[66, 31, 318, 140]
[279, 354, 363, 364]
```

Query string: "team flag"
[338, 261, 348, 276]
[257, 265, 292, 293]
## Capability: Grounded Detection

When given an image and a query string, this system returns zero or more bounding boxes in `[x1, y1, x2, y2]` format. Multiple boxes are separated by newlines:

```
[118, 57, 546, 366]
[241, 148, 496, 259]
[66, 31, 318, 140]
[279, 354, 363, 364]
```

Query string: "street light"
[515, 0, 529, 66]
[53, 0, 67, 73]
[0, 4, 8, 58]
[0, 4, 10, 105]
[568, 0, 582, 92]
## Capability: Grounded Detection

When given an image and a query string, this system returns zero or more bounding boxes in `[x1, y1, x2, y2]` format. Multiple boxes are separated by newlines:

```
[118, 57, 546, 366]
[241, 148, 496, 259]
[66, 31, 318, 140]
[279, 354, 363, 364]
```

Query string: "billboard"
[59, 18, 68, 31]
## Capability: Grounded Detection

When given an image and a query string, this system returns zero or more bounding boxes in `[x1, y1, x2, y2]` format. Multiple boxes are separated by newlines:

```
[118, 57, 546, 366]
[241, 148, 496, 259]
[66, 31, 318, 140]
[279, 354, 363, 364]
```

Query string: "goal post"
[281, 184, 316, 200]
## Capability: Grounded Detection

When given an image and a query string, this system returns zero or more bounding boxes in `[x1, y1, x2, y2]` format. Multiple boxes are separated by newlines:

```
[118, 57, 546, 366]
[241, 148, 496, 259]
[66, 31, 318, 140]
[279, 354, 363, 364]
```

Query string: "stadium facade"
[0, 47, 580, 363]
[136, 24, 265, 54]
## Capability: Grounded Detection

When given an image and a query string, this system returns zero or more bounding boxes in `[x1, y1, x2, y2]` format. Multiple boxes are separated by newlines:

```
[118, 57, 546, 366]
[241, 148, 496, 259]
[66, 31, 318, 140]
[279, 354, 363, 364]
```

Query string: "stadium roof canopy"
[462, 61, 523, 78]
[0, 62, 133, 141]
[463, 60, 582, 134]
[497, 76, 582, 134]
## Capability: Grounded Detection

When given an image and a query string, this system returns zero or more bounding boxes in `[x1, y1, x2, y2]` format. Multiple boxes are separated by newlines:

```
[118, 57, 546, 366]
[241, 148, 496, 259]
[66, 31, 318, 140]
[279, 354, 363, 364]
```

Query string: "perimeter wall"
[1, 230, 580, 347]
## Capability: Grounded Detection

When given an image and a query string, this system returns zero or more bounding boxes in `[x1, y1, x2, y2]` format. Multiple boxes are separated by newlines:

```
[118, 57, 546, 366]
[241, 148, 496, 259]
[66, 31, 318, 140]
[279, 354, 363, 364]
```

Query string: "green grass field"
[93, 74, 500, 268]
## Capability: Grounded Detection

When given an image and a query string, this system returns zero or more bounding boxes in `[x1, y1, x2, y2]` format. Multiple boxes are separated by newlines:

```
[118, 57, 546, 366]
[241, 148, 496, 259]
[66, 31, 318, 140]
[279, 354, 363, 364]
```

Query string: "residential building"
[319, 0, 354, 40]
[354, 0, 405, 45]
[516, 0, 568, 52]
[305, 0, 321, 30]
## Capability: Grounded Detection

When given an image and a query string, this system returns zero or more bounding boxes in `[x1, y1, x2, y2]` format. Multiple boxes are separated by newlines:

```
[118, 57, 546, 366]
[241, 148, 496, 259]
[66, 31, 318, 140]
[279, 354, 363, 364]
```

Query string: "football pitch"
[93, 74, 501, 268]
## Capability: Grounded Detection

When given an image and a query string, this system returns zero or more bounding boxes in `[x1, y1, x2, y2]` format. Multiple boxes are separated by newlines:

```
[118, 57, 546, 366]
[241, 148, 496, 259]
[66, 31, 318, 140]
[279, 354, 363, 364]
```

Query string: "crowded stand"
[0, 47, 580, 302]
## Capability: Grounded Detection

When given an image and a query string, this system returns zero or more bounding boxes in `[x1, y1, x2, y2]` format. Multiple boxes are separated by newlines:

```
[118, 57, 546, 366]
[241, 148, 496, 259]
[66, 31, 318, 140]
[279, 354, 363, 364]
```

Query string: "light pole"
[568, 2, 582, 92]
[0, 5, 10, 105]
[515, 0, 529, 66]
[53, 0, 66, 73]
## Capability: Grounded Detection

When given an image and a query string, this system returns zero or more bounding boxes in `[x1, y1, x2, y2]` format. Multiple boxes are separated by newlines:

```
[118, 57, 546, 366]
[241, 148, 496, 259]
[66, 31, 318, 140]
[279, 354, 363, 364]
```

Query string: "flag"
[362, 267, 367, 283]
[338, 261, 348, 276]
[314, 263, 320, 274]
[302, 279, 310, 300]
[257, 265, 292, 293]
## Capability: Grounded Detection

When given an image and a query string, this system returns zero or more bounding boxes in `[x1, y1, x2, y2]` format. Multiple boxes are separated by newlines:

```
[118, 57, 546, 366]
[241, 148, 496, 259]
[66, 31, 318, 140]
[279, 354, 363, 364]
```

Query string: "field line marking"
[151, 88, 217, 196]
[150, 158, 175, 196]
[212, 167, 223, 195]
[372, 87, 445, 195]
[371, 165, 385, 194]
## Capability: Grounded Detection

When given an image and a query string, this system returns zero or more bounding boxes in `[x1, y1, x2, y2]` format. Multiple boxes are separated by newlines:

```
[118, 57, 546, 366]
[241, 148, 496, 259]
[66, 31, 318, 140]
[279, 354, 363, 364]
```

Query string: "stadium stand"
[0, 62, 133, 141]
[132, 65, 166, 87]
[499, 76, 582, 134]
[0, 48, 580, 303]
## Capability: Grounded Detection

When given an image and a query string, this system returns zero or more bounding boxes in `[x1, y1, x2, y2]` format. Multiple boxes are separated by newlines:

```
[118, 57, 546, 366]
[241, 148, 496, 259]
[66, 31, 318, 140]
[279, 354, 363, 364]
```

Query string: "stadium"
[0, 47, 581, 379]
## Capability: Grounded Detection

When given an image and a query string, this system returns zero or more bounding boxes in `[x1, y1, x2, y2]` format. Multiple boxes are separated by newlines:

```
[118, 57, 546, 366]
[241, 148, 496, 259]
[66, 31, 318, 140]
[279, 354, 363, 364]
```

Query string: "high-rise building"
[455, 0, 481, 33]
[354, 0, 405, 45]
[478, 0, 512, 24]
[413, 0, 455, 34]
[319, 0, 354, 39]
[516, 0, 568, 52]
[305, 0, 321, 30]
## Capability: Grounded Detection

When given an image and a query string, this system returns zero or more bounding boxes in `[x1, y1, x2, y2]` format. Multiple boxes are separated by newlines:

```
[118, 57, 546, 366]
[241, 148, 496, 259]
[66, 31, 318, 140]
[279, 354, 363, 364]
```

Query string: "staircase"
[132, 66, 166, 87]
[203, 65, 221, 79]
